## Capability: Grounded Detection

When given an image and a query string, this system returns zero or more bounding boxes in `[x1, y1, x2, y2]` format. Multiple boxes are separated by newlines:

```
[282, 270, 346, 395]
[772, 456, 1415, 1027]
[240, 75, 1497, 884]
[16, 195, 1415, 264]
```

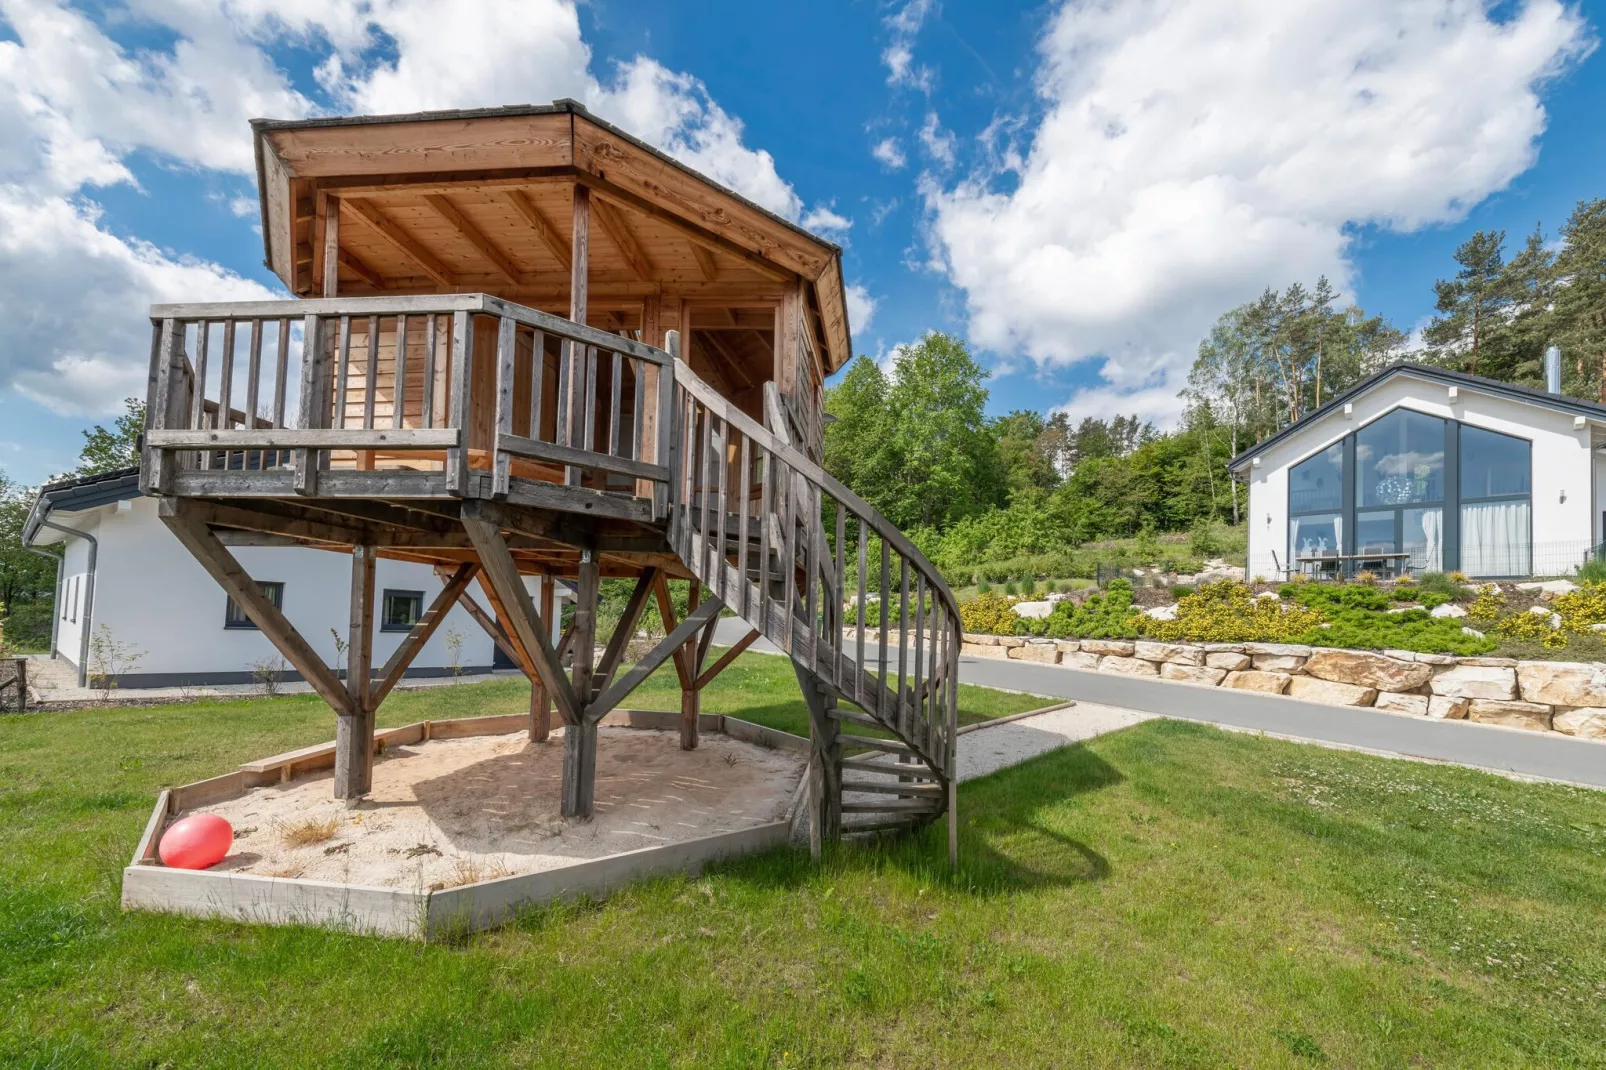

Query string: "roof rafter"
[590, 196, 653, 281]
[423, 193, 521, 285]
[501, 189, 572, 273]
[689, 242, 718, 282]
[342, 198, 456, 288]
[337, 249, 386, 290]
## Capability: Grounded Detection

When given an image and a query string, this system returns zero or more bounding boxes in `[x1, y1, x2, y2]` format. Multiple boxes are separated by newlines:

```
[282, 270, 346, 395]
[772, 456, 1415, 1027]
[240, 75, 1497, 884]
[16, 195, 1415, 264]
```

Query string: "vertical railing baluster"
[191, 322, 211, 469]
[878, 541, 891, 720]
[576, 344, 597, 485]
[714, 418, 729, 601]
[421, 314, 438, 430]
[334, 315, 352, 429]
[804, 492, 818, 671]
[494, 314, 515, 497]
[393, 314, 409, 431]
[756, 444, 772, 634]
[245, 318, 263, 469]
[918, 571, 931, 745]
[927, 597, 942, 756]
[528, 331, 546, 443]
[363, 315, 379, 431]
[446, 311, 473, 494]
[631, 358, 645, 463]
[897, 558, 910, 735]
[698, 409, 714, 579]
[856, 519, 867, 706]
[556, 340, 572, 451]
[217, 320, 236, 432]
[835, 503, 846, 682]
[293, 314, 324, 495]
[736, 432, 751, 621]
[608, 350, 623, 459]
[272, 319, 289, 429]
[781, 457, 796, 658]
[656, 342, 675, 518]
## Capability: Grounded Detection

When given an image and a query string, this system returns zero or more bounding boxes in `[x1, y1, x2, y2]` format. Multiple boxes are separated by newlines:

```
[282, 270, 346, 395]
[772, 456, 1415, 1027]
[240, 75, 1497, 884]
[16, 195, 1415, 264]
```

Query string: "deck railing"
[142, 294, 674, 513]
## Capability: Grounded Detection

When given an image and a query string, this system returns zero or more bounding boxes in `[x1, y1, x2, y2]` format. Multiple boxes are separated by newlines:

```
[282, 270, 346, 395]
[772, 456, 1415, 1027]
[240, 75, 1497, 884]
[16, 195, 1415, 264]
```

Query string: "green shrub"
[1188, 517, 1229, 557]
[976, 578, 992, 594]
[1416, 571, 1473, 602]
[1003, 580, 1018, 597]
[1287, 583, 1392, 613]
[1467, 584, 1505, 624]
[1296, 611, 1497, 655]
[1020, 576, 1037, 597]
[1022, 579, 1142, 640]
[1144, 581, 1324, 644]
[1171, 584, 1195, 600]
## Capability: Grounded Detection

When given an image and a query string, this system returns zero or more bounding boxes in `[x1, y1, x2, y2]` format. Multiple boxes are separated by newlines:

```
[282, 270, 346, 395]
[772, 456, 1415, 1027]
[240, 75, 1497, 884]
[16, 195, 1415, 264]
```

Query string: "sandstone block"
[1467, 699, 1553, 732]
[1222, 670, 1291, 694]
[1053, 640, 1082, 653]
[1429, 663, 1517, 701]
[1008, 643, 1061, 664]
[962, 642, 1011, 660]
[1202, 643, 1246, 653]
[1302, 649, 1432, 692]
[1013, 601, 1053, 619]
[1205, 651, 1252, 671]
[1460, 656, 1516, 667]
[1242, 642, 1312, 657]
[1552, 707, 1606, 740]
[1160, 663, 1227, 686]
[1429, 603, 1467, 619]
[1252, 653, 1307, 673]
[1428, 695, 1470, 720]
[1516, 661, 1606, 707]
[1059, 651, 1101, 671]
[1374, 692, 1430, 716]
[1134, 641, 1194, 663]
[998, 637, 1026, 649]
[1082, 639, 1135, 656]
[1287, 675, 1378, 706]
[963, 633, 1000, 646]
[1099, 655, 1159, 677]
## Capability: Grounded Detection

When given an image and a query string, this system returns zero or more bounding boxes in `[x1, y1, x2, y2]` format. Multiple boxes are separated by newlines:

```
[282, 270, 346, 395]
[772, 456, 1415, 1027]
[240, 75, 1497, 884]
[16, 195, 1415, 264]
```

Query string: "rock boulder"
[1467, 699, 1553, 732]
[1516, 661, 1606, 707]
[1160, 663, 1227, 686]
[1099, 655, 1159, 677]
[1287, 676, 1379, 706]
[1553, 708, 1606, 740]
[1429, 664, 1517, 701]
[1374, 692, 1430, 716]
[1302, 649, 1432, 692]
[1222, 670, 1291, 694]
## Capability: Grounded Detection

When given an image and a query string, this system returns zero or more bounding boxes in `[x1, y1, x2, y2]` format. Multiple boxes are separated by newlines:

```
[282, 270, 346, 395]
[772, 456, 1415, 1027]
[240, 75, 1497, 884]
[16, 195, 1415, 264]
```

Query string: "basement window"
[224, 581, 284, 630]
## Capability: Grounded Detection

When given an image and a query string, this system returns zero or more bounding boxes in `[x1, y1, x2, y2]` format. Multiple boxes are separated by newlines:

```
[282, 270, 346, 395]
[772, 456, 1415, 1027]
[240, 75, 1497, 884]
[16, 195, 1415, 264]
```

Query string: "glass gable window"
[1356, 409, 1444, 507]
[1289, 442, 1344, 513]
[382, 590, 424, 632]
[225, 581, 283, 629]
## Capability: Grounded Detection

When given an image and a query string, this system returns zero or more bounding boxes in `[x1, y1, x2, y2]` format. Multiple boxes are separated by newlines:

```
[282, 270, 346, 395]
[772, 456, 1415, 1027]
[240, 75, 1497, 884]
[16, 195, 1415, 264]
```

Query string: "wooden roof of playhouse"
[251, 100, 852, 396]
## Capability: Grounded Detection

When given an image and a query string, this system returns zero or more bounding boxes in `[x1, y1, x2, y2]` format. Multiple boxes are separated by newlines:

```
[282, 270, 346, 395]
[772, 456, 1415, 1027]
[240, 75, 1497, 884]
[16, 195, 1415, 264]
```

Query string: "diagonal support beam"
[592, 568, 657, 700]
[694, 628, 760, 690]
[587, 595, 724, 724]
[160, 501, 347, 712]
[369, 562, 478, 711]
[461, 506, 580, 725]
[436, 566, 526, 671]
[652, 573, 694, 691]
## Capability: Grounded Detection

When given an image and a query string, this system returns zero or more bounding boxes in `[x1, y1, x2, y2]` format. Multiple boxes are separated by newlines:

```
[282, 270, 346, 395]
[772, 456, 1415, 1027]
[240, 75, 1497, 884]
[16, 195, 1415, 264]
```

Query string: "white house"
[23, 466, 564, 688]
[1231, 360, 1606, 582]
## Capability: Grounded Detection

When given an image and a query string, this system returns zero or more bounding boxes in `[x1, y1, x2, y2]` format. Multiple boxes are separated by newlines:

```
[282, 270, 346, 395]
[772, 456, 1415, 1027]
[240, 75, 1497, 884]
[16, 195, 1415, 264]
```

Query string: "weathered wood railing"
[142, 294, 674, 512]
[667, 354, 962, 836]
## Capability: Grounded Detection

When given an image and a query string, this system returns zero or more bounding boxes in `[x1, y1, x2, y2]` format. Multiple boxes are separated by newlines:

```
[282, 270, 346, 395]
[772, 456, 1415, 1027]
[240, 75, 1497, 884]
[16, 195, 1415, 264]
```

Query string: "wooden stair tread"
[840, 780, 943, 797]
[841, 799, 944, 814]
[839, 756, 936, 778]
[837, 733, 915, 756]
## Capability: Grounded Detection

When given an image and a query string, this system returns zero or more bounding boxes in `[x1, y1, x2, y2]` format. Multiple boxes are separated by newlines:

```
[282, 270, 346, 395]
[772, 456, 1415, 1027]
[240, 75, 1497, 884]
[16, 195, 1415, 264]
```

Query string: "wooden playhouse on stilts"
[127, 101, 961, 935]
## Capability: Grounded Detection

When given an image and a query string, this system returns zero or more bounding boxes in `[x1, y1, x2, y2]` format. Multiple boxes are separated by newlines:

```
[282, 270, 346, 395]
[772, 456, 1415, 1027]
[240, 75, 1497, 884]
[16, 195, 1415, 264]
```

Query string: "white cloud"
[924, 0, 1592, 422]
[0, 0, 814, 413]
[800, 203, 851, 239]
[871, 136, 907, 170]
[918, 111, 957, 167]
[882, 0, 937, 91]
[845, 283, 877, 337]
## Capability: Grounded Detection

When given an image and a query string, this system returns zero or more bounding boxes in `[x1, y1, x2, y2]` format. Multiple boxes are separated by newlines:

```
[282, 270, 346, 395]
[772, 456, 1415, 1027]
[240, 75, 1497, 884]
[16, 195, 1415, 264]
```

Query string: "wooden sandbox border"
[123, 710, 811, 939]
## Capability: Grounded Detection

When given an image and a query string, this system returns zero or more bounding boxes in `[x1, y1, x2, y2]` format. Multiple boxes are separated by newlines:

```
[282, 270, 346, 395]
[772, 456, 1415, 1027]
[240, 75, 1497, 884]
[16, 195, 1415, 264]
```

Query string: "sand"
[191, 727, 806, 890]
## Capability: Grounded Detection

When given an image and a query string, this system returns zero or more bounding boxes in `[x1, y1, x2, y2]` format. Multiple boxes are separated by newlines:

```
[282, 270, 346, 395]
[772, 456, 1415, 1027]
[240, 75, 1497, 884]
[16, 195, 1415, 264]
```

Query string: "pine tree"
[1424, 230, 1508, 375]
[1554, 199, 1606, 401]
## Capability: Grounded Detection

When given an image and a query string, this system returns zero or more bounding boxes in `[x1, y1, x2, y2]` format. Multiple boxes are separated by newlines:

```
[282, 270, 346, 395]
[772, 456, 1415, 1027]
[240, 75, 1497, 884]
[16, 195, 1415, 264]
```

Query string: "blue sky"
[0, 0, 1601, 486]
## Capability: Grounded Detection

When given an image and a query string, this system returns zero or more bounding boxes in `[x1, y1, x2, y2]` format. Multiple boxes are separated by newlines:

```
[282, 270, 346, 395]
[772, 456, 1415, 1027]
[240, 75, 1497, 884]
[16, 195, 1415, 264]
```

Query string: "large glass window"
[1404, 507, 1445, 572]
[1460, 426, 1531, 499]
[1289, 513, 1343, 563]
[1356, 409, 1445, 507]
[1289, 442, 1344, 513]
[1460, 425, 1531, 576]
[225, 581, 283, 629]
[1355, 510, 1397, 556]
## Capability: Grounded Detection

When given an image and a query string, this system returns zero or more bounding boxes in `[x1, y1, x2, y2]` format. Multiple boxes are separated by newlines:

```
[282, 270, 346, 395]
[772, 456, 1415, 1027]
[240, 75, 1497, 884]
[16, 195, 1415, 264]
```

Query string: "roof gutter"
[35, 520, 95, 688]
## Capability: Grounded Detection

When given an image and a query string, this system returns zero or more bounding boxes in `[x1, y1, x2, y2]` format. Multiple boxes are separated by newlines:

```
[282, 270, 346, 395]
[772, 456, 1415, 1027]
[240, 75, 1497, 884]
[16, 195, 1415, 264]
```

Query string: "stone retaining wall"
[959, 635, 1606, 740]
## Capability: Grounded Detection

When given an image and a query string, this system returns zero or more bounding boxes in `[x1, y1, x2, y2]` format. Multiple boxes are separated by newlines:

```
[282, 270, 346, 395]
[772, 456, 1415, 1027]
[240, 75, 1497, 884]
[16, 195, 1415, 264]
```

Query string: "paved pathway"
[710, 620, 1606, 790]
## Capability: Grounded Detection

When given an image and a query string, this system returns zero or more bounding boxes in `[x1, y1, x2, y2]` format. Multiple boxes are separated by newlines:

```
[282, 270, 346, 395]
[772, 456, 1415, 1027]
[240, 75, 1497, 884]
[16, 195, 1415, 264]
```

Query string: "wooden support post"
[680, 581, 702, 750]
[336, 543, 377, 800]
[563, 551, 600, 819]
[794, 663, 841, 856]
[530, 577, 554, 742]
[565, 185, 591, 487]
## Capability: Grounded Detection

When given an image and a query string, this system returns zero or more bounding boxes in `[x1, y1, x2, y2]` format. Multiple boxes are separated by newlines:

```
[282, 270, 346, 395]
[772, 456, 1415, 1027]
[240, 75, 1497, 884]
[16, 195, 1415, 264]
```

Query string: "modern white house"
[1231, 359, 1606, 582]
[23, 466, 565, 688]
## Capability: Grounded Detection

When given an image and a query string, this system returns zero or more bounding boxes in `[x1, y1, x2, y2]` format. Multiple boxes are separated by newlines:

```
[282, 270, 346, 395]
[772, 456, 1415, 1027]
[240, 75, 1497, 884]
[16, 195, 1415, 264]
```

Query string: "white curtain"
[1462, 500, 1530, 577]
[1417, 509, 1442, 572]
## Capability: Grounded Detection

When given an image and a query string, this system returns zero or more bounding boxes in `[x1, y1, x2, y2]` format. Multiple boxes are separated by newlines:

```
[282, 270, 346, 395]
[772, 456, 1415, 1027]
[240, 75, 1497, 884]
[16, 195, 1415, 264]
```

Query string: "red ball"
[159, 814, 233, 870]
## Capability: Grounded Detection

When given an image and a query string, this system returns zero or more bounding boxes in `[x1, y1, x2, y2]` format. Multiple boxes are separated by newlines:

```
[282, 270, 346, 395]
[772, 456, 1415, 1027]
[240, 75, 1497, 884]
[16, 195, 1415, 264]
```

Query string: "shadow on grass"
[715, 741, 1126, 900]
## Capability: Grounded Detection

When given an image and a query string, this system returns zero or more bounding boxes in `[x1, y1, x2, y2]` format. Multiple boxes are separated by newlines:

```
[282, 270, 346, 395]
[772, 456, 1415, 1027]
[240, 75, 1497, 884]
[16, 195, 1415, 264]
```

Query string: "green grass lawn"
[3, 654, 1605, 1067]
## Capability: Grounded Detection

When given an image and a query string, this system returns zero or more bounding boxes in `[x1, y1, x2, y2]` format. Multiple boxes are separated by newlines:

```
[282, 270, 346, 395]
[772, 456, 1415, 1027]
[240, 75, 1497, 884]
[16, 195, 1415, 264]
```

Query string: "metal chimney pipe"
[1545, 345, 1562, 394]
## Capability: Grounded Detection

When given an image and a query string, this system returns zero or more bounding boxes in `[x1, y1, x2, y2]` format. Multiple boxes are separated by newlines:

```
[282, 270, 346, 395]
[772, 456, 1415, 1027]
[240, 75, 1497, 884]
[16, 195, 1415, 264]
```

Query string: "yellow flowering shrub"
[959, 592, 1020, 635]
[1552, 583, 1606, 634]
[1466, 584, 1505, 624]
[1144, 581, 1324, 644]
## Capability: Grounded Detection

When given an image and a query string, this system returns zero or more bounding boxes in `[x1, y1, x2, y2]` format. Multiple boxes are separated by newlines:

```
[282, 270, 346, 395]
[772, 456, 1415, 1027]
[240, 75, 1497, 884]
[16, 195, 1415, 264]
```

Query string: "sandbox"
[123, 711, 810, 938]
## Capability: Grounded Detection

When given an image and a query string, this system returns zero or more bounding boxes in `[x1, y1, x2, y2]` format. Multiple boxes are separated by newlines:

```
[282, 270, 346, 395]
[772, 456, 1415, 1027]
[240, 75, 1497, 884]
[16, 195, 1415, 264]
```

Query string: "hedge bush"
[1144, 581, 1322, 644]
